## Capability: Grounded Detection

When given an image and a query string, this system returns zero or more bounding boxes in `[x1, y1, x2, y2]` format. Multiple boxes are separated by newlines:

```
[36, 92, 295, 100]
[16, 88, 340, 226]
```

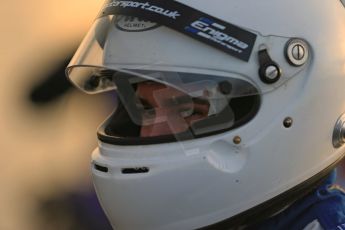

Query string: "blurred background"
[0, 0, 113, 229]
[2, 1, 345, 230]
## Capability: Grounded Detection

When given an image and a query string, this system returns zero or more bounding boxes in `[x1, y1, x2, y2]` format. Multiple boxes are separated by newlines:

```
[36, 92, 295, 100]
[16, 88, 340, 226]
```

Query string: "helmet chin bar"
[200, 158, 342, 229]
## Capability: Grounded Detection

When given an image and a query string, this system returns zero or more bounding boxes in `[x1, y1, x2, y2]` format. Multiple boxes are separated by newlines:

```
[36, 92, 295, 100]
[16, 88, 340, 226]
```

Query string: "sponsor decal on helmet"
[115, 15, 160, 32]
[185, 17, 249, 54]
[104, 0, 181, 19]
[100, 0, 257, 61]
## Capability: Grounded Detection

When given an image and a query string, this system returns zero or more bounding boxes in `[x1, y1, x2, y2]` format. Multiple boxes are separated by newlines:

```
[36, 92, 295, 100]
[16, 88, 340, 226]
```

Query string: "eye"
[179, 106, 207, 117]
[139, 98, 153, 109]
[192, 109, 205, 116]
[191, 98, 210, 116]
[138, 98, 156, 119]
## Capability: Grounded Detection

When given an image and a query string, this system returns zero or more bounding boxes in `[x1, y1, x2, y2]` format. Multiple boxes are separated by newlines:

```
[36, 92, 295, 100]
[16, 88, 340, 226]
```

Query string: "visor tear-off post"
[258, 49, 282, 84]
[99, 0, 257, 62]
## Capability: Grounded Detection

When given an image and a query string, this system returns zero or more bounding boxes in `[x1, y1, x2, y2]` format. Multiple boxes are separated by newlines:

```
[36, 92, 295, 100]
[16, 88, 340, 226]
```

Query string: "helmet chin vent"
[122, 167, 150, 174]
[94, 164, 109, 173]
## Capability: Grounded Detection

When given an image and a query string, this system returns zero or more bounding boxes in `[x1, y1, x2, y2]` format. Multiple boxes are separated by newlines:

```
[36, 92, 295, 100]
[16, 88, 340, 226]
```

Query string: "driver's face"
[136, 81, 209, 137]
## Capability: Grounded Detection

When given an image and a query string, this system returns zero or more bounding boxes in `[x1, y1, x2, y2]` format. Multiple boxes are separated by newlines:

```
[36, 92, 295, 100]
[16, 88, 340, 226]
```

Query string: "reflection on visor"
[93, 69, 261, 145]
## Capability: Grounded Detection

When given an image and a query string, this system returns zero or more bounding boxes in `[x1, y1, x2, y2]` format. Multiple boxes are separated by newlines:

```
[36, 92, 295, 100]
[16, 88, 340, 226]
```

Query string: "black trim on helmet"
[97, 93, 261, 145]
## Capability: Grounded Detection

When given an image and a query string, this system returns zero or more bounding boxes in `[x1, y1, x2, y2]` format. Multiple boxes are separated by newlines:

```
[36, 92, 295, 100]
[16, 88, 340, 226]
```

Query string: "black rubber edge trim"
[97, 95, 261, 146]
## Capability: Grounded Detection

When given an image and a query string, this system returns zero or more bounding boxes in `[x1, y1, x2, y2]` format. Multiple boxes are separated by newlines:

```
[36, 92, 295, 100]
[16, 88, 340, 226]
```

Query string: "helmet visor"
[66, 15, 309, 96]
[66, 11, 309, 144]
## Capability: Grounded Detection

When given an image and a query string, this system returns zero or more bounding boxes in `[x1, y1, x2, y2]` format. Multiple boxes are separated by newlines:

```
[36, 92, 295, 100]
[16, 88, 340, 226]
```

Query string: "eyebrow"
[138, 97, 151, 108]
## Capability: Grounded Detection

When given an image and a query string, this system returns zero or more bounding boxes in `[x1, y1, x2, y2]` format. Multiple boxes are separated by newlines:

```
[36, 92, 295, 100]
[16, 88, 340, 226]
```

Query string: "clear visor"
[66, 15, 309, 97]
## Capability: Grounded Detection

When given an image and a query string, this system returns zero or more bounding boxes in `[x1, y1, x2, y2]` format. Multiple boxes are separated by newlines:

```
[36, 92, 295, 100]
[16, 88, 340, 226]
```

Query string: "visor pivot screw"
[265, 65, 280, 80]
[285, 39, 309, 66]
[292, 45, 305, 60]
[332, 113, 345, 148]
[258, 49, 282, 84]
[233, 136, 242, 145]
[283, 117, 293, 128]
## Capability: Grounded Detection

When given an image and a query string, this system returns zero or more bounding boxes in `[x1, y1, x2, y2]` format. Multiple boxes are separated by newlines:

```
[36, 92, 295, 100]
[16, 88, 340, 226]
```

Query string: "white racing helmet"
[66, 0, 345, 229]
